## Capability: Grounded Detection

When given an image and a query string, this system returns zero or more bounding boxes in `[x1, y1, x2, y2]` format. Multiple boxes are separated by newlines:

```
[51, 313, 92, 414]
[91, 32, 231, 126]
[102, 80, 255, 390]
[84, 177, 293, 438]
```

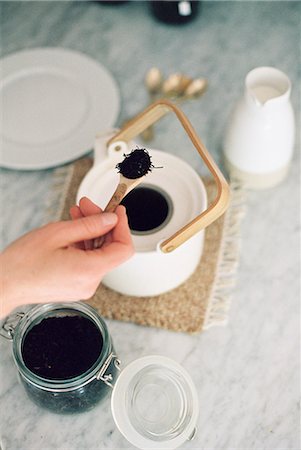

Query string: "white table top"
[0, 2, 300, 449]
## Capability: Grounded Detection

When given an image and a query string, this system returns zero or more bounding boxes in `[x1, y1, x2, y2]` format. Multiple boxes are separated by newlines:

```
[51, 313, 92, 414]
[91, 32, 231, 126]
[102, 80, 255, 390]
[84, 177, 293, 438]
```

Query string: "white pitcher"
[224, 67, 295, 189]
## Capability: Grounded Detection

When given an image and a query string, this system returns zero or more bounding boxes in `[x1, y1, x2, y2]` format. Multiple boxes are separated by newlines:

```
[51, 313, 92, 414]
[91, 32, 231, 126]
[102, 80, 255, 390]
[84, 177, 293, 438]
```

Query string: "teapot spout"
[245, 66, 291, 106]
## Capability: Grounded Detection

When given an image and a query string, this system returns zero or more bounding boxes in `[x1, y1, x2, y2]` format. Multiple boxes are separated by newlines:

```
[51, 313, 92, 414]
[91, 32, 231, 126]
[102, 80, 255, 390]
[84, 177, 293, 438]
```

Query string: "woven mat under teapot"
[47, 157, 245, 334]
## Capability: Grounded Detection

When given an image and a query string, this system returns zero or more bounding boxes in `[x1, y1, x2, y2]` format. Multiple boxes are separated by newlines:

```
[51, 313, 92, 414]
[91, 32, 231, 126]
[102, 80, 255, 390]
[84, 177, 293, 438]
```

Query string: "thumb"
[56, 213, 117, 246]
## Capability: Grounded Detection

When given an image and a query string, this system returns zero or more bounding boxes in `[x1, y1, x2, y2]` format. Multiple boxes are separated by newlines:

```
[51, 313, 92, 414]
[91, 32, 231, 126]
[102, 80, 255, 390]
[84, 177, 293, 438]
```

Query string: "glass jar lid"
[111, 355, 199, 450]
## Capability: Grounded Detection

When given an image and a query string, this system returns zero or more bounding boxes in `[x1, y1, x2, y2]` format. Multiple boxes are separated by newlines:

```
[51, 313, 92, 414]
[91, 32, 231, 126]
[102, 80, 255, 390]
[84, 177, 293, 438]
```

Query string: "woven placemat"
[49, 157, 245, 334]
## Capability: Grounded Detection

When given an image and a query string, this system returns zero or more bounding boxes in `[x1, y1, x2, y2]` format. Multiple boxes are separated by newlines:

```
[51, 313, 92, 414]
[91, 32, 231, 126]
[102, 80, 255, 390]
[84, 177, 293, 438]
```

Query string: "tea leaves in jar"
[18, 311, 117, 414]
[22, 315, 103, 379]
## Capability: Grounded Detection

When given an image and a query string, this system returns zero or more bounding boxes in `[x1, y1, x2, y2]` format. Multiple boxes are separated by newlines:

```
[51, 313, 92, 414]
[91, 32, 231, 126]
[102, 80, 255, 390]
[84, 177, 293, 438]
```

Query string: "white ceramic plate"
[0, 48, 120, 169]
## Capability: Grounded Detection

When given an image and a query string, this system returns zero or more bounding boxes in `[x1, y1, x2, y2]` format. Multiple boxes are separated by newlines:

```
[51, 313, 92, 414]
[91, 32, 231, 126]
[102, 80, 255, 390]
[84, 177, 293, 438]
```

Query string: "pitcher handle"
[107, 99, 230, 253]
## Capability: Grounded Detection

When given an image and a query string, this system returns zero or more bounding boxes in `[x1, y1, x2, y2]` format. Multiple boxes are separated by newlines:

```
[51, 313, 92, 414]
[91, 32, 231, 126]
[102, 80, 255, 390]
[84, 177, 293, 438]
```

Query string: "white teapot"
[78, 100, 230, 296]
[224, 67, 295, 189]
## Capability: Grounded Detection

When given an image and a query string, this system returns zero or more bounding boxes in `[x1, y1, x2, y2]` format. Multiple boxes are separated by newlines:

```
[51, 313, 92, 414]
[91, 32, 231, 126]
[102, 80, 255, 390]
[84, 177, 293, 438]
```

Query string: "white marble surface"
[0, 1, 300, 449]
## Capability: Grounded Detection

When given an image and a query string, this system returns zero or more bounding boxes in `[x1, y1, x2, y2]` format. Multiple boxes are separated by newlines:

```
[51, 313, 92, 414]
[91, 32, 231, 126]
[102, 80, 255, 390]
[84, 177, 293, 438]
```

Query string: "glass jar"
[1, 302, 120, 414]
[2, 304, 199, 449]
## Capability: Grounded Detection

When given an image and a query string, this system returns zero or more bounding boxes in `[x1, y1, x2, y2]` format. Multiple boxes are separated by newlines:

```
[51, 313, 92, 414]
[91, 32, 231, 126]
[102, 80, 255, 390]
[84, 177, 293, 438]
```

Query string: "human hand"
[1, 201, 134, 318]
[69, 196, 115, 250]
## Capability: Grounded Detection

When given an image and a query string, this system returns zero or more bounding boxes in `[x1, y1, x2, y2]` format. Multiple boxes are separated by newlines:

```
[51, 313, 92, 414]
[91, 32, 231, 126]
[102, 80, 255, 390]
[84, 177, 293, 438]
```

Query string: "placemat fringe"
[203, 180, 246, 329]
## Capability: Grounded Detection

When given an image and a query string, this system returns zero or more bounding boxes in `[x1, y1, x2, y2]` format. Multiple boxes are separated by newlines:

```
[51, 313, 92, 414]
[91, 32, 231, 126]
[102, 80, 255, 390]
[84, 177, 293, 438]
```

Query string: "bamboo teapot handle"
[107, 99, 230, 253]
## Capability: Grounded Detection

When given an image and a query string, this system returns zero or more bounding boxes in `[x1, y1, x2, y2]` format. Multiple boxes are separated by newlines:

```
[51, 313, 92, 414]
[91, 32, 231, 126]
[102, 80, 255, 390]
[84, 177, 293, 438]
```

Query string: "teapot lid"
[110, 355, 199, 450]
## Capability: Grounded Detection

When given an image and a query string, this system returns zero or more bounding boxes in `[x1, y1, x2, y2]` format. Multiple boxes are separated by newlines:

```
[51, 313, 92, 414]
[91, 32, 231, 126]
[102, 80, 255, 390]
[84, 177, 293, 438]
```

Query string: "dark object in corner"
[150, 1, 200, 25]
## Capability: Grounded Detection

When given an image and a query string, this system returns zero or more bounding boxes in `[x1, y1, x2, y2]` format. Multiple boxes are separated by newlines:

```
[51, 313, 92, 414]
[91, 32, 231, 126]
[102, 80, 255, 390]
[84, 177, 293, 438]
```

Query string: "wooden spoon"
[183, 77, 208, 98]
[93, 148, 155, 248]
[162, 73, 192, 97]
[144, 67, 163, 96]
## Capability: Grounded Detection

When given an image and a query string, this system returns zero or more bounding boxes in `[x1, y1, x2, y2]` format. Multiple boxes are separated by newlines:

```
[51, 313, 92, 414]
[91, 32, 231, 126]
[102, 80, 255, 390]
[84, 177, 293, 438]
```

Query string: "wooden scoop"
[93, 148, 156, 248]
[104, 175, 141, 213]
